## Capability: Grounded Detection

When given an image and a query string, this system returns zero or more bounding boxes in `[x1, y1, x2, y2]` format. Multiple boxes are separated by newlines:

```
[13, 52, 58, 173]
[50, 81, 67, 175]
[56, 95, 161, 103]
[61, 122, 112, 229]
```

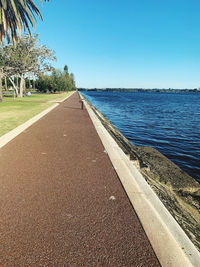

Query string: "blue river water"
[81, 91, 200, 182]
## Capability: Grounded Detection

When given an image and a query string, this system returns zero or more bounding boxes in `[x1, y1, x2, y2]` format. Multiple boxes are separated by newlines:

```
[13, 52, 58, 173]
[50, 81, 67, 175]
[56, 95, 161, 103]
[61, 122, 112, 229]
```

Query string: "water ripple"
[82, 91, 200, 182]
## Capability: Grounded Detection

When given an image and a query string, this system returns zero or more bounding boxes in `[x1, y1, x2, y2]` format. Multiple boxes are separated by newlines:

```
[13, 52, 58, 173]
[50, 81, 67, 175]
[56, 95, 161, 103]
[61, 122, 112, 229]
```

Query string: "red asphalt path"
[0, 92, 160, 266]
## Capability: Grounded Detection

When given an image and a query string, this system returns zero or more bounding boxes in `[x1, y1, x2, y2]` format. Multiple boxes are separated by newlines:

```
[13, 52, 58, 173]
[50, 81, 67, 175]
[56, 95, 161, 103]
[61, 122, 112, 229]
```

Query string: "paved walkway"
[0, 92, 160, 266]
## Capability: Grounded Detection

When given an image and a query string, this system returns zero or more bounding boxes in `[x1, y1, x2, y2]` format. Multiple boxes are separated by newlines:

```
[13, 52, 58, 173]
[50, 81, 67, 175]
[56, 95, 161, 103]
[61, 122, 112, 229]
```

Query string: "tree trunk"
[0, 70, 3, 102]
[9, 77, 19, 97]
[19, 74, 24, 97]
[5, 76, 7, 91]
[16, 75, 19, 89]
[23, 77, 26, 95]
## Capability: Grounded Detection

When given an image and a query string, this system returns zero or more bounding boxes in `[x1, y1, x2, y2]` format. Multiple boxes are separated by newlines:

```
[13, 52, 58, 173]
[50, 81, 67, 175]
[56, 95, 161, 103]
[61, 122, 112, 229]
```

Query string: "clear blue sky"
[34, 0, 200, 89]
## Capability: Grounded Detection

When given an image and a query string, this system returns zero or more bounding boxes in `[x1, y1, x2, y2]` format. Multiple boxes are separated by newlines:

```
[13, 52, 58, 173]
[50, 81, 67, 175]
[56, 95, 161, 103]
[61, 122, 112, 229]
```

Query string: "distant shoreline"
[78, 88, 200, 93]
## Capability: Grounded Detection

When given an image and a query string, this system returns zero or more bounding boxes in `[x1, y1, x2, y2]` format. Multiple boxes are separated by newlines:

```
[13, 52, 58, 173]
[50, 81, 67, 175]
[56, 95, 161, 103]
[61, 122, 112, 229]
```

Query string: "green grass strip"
[0, 92, 72, 137]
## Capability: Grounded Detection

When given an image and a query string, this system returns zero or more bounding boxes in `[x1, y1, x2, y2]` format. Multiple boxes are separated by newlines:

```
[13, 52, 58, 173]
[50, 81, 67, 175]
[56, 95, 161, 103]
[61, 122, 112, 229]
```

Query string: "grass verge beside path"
[0, 92, 73, 137]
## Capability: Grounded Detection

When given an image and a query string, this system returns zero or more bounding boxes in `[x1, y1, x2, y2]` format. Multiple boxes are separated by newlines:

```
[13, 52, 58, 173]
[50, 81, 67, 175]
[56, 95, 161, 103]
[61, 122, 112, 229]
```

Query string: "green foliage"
[0, 35, 75, 100]
[0, 34, 56, 97]
[36, 74, 52, 93]
[64, 65, 69, 75]
[1, 34, 56, 77]
[36, 66, 76, 93]
[0, 0, 49, 45]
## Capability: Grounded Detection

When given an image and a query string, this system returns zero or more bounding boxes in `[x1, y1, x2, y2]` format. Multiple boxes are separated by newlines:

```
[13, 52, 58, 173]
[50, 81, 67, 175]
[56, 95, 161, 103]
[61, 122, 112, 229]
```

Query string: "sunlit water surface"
[82, 91, 200, 182]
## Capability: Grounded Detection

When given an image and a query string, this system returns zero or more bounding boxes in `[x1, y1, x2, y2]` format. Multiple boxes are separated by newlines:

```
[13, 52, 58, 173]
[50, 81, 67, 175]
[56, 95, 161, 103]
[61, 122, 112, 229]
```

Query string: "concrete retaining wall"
[82, 94, 200, 253]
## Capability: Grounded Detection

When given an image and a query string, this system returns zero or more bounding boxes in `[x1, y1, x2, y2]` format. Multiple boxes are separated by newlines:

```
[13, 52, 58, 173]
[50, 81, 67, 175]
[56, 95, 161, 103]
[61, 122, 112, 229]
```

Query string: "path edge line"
[82, 94, 200, 267]
[0, 92, 75, 149]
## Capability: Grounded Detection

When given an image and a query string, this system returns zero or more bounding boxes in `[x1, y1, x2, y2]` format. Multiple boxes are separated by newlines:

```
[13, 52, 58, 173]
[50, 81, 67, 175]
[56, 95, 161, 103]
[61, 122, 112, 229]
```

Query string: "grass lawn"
[0, 92, 73, 137]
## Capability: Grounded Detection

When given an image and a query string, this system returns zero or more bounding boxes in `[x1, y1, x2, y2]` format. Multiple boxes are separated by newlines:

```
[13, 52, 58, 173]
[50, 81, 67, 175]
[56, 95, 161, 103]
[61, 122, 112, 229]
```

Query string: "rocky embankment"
[84, 98, 200, 251]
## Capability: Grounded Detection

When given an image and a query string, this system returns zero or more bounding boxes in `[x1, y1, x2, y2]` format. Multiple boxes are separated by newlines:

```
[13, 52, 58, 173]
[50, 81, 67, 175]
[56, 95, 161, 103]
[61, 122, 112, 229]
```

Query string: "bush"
[36, 67, 76, 93]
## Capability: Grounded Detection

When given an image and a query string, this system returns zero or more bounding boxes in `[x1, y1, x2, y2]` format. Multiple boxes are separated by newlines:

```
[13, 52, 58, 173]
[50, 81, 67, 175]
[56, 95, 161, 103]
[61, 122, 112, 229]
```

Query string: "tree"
[0, 0, 50, 101]
[64, 65, 68, 75]
[70, 73, 75, 86]
[36, 66, 76, 93]
[0, 0, 49, 45]
[0, 34, 56, 97]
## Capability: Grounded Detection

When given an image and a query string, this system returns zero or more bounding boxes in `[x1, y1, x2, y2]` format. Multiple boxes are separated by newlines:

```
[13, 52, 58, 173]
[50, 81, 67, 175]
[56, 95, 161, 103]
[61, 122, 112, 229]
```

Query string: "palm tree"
[0, 0, 49, 101]
[0, 0, 49, 45]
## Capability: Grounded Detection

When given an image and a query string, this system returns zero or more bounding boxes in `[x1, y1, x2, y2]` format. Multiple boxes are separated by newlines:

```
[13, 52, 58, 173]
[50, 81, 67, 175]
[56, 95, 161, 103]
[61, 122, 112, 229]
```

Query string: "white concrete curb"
[82, 95, 200, 267]
[0, 92, 74, 149]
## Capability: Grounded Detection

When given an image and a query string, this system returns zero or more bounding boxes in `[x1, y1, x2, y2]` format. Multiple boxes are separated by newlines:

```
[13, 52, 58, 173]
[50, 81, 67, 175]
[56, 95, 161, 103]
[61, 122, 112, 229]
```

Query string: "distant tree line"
[78, 88, 200, 93]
